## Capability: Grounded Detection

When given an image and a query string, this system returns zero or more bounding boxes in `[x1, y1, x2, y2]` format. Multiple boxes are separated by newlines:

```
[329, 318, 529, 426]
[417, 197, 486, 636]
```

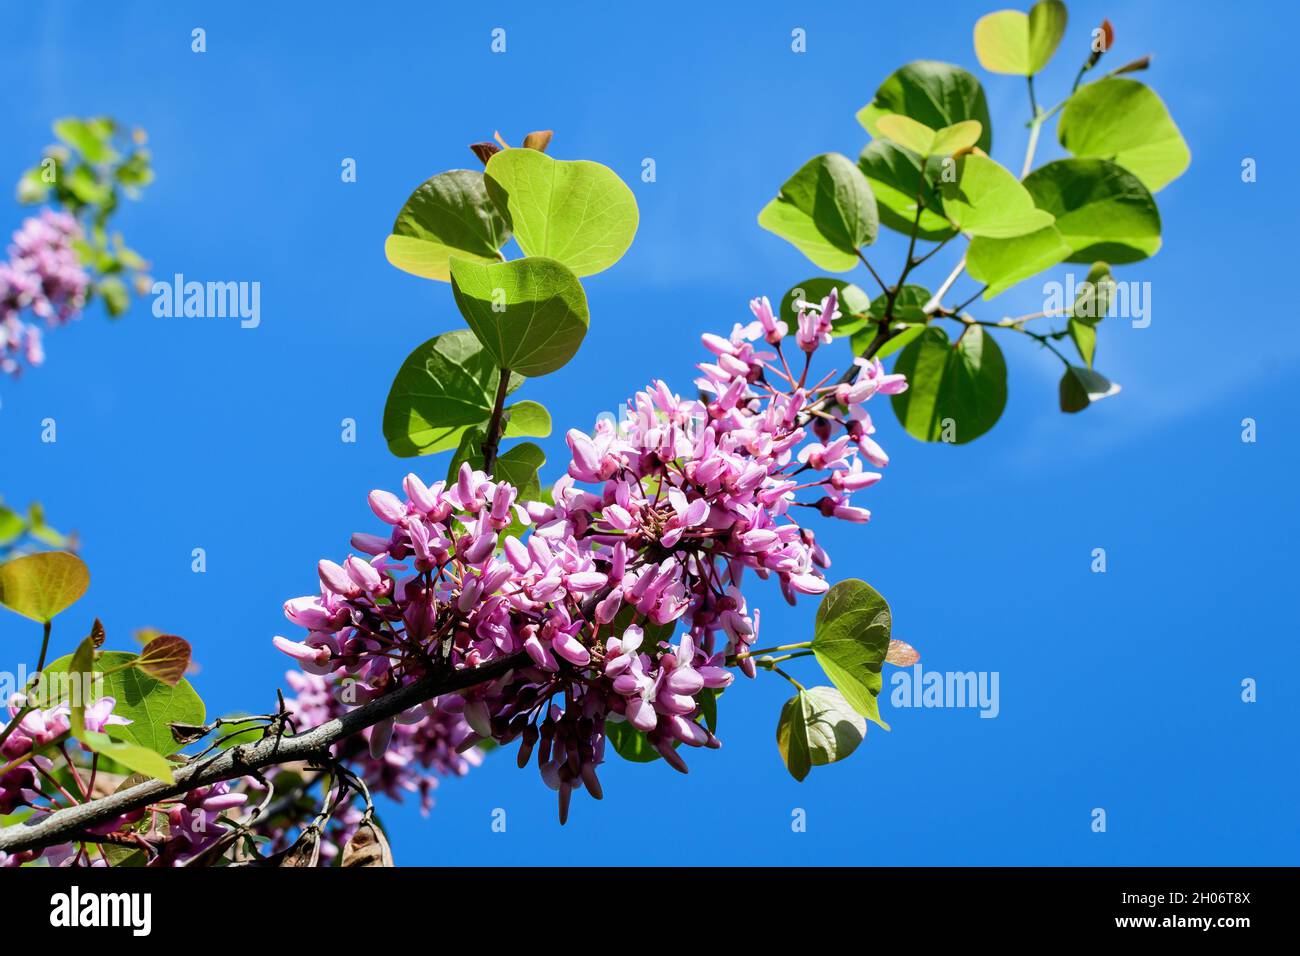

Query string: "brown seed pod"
[278, 824, 322, 868]
[340, 815, 394, 867]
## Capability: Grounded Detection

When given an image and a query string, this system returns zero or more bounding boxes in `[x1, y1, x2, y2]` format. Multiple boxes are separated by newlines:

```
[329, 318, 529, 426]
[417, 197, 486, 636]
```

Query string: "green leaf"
[0, 507, 24, 546]
[383, 330, 529, 457]
[776, 686, 867, 782]
[1059, 365, 1121, 413]
[449, 256, 590, 377]
[876, 115, 982, 157]
[1058, 78, 1190, 192]
[0, 551, 89, 623]
[606, 720, 663, 763]
[699, 687, 719, 735]
[875, 114, 936, 155]
[1023, 158, 1161, 264]
[779, 278, 872, 334]
[43, 651, 205, 755]
[973, 1, 1068, 76]
[484, 148, 638, 277]
[941, 153, 1055, 238]
[1068, 318, 1097, 367]
[890, 325, 1007, 443]
[810, 579, 892, 727]
[758, 153, 878, 271]
[67, 635, 96, 735]
[966, 225, 1072, 299]
[97, 276, 129, 317]
[77, 729, 174, 783]
[384, 169, 510, 281]
[857, 141, 956, 241]
[53, 117, 117, 164]
[857, 61, 993, 153]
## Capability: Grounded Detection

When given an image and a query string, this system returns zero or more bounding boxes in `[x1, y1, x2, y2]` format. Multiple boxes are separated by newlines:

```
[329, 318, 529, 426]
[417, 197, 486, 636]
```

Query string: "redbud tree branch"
[0, 651, 529, 855]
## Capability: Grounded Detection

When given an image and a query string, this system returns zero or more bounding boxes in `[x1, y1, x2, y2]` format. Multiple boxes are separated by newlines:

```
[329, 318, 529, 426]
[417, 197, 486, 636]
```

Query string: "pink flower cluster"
[274, 290, 906, 823]
[1, 210, 89, 377]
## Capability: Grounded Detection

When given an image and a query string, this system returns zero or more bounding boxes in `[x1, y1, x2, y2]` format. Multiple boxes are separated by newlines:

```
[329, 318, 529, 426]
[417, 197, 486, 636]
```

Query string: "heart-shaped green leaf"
[1023, 158, 1161, 263]
[858, 61, 993, 153]
[966, 225, 1072, 299]
[1058, 78, 1190, 192]
[891, 325, 1008, 443]
[43, 651, 205, 755]
[942, 153, 1056, 238]
[758, 153, 879, 271]
[384, 170, 510, 281]
[449, 256, 590, 377]
[810, 579, 892, 727]
[973, 1, 1068, 76]
[0, 551, 89, 623]
[484, 148, 638, 277]
[858, 141, 956, 241]
[383, 329, 555, 457]
[1060, 365, 1122, 413]
[875, 114, 937, 155]
[776, 686, 867, 781]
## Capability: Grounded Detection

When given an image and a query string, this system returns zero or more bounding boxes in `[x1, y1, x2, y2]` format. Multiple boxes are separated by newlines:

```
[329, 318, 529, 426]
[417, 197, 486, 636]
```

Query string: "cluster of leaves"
[760, 1, 1188, 443]
[16, 116, 154, 317]
[0, 499, 75, 562]
[0, 551, 202, 793]
[382, 131, 639, 491]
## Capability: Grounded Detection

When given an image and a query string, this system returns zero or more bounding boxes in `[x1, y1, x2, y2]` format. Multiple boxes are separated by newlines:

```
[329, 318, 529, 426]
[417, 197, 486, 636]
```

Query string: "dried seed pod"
[341, 815, 394, 867]
[278, 824, 322, 868]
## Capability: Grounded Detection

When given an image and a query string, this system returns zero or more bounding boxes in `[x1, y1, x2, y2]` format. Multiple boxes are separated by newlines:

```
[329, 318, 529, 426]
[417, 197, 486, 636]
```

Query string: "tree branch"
[0, 651, 528, 855]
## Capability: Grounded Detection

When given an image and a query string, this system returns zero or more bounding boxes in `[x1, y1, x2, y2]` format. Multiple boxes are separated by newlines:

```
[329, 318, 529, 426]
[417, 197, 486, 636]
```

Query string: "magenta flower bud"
[479, 562, 514, 596]
[273, 636, 330, 667]
[283, 597, 335, 630]
[595, 590, 623, 624]
[668, 714, 709, 746]
[489, 483, 517, 526]
[788, 571, 830, 595]
[318, 559, 359, 597]
[552, 631, 591, 667]
[200, 791, 249, 813]
[566, 570, 608, 592]
[502, 535, 531, 573]
[625, 697, 658, 732]
[611, 672, 640, 694]
[857, 433, 890, 467]
[580, 763, 603, 800]
[832, 504, 871, 523]
[525, 633, 558, 671]
[344, 555, 383, 592]
[350, 532, 390, 555]
[403, 473, 439, 513]
[665, 667, 704, 695]
[461, 530, 497, 565]
[463, 700, 492, 738]
[456, 577, 482, 613]
[655, 739, 690, 773]
[566, 428, 601, 480]
[368, 489, 407, 525]
[699, 665, 734, 689]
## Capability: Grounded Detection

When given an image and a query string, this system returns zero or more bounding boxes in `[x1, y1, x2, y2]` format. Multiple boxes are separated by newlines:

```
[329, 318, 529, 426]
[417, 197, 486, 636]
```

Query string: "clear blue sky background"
[2, 1, 1296, 865]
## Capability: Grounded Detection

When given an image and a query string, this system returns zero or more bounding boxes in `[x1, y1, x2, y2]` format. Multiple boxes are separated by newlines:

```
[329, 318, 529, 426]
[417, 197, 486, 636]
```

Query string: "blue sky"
[2, 0, 1296, 864]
